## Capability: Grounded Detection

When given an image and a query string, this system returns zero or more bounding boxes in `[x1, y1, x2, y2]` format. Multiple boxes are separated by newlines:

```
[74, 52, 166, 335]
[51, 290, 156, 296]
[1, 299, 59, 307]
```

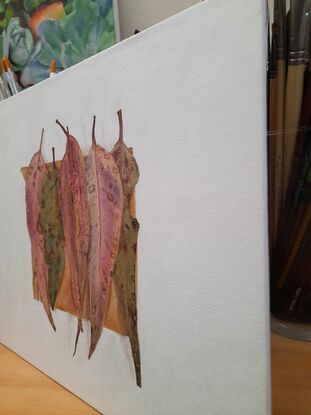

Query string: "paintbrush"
[272, 120, 311, 300]
[268, 24, 278, 248]
[50, 60, 56, 78]
[273, 0, 287, 238]
[1, 57, 16, 95]
[3, 55, 18, 94]
[275, 202, 311, 320]
[0, 66, 9, 100]
[272, 7, 311, 290]
[1, 59, 12, 97]
[283, 0, 311, 202]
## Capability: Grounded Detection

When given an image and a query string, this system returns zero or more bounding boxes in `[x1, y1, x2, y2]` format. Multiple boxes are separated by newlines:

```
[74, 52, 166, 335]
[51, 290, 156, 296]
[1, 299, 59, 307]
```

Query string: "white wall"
[117, 0, 200, 39]
[0, 1, 269, 414]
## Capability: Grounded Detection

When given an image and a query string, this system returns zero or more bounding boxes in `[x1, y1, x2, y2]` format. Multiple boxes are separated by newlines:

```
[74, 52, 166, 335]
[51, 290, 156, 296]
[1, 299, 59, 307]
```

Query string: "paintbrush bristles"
[50, 60, 56, 73]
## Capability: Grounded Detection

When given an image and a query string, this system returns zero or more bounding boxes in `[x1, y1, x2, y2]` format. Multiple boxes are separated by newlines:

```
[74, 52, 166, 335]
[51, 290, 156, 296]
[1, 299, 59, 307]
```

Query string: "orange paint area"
[28, 2, 65, 37]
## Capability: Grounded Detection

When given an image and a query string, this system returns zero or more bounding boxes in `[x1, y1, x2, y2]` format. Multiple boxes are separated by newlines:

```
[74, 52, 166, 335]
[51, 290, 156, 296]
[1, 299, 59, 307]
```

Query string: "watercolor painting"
[0, 0, 117, 86]
[21, 111, 141, 387]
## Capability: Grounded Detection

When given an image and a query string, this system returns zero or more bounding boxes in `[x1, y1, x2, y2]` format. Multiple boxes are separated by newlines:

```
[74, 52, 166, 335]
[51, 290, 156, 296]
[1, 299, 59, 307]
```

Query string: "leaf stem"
[117, 109, 123, 143]
[39, 128, 44, 153]
[52, 147, 56, 168]
[92, 115, 96, 145]
[56, 119, 69, 137]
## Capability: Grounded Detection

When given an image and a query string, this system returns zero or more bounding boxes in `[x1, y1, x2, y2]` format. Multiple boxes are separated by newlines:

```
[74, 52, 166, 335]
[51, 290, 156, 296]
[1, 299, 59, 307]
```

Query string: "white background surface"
[117, 0, 200, 39]
[0, 1, 270, 414]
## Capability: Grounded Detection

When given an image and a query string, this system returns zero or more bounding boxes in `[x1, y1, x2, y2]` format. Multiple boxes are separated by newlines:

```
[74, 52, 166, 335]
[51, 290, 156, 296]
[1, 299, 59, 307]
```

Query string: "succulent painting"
[1, 0, 116, 87]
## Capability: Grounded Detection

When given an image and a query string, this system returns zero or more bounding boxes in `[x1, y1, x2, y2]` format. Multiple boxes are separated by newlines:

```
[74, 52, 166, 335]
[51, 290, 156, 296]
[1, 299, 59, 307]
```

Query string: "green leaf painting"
[2, 0, 116, 86]
[39, 163, 65, 309]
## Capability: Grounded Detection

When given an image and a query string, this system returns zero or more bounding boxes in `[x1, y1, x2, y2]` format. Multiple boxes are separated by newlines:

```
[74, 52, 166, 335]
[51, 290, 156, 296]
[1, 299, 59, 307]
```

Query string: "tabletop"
[0, 343, 101, 415]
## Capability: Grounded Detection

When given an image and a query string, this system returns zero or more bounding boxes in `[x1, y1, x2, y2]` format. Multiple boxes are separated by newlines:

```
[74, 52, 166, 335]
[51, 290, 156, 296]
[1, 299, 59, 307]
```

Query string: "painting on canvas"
[0, 0, 119, 86]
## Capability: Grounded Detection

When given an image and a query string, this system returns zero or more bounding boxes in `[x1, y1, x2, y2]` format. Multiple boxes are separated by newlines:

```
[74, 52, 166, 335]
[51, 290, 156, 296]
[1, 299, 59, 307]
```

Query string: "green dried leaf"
[112, 110, 139, 202]
[111, 110, 141, 387]
[112, 207, 141, 387]
[39, 164, 65, 309]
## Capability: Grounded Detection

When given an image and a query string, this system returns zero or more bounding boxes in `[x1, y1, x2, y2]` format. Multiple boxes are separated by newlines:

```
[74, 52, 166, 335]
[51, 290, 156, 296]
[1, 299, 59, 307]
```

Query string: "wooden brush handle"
[283, 64, 305, 200]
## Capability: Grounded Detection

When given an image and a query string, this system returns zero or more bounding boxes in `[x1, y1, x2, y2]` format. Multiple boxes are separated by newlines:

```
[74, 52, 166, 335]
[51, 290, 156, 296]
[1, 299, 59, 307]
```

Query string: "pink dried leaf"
[57, 120, 89, 354]
[86, 116, 123, 358]
[25, 129, 56, 331]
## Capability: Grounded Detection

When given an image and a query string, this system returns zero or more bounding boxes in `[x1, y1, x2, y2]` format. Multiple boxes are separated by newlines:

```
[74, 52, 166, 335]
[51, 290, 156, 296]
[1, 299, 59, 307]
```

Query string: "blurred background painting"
[0, 0, 118, 87]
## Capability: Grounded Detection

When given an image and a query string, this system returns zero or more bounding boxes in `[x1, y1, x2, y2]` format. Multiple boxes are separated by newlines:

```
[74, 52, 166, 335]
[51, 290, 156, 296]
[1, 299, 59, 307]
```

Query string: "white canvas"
[0, 1, 270, 414]
[117, 0, 200, 39]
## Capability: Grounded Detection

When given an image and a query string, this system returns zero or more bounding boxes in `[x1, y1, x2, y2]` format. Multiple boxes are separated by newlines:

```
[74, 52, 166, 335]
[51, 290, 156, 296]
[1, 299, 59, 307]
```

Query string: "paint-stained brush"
[50, 60, 56, 78]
